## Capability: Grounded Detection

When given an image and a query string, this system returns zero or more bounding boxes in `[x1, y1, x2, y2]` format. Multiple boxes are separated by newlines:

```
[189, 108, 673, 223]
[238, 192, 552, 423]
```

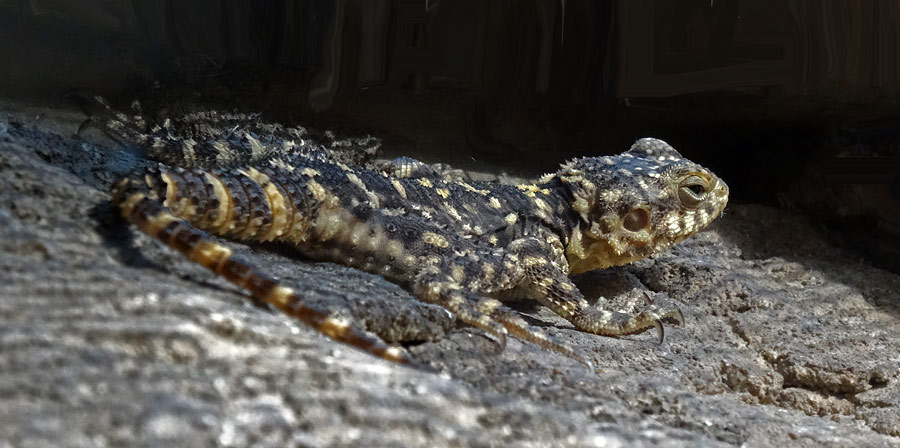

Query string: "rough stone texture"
[1, 99, 899, 448]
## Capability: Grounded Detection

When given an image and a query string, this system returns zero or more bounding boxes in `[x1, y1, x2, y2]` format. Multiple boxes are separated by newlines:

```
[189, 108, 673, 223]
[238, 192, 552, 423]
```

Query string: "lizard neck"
[535, 175, 582, 255]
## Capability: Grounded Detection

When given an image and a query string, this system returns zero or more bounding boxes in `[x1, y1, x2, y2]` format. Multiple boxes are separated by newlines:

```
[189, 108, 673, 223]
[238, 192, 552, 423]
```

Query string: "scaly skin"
[90, 95, 729, 370]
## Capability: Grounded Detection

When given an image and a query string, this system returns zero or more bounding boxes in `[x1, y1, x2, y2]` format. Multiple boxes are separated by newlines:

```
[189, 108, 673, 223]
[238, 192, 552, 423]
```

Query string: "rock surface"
[1, 99, 899, 447]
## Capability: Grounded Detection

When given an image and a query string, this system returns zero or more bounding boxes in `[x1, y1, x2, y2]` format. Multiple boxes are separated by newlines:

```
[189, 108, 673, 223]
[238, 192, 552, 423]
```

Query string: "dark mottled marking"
[94, 95, 728, 370]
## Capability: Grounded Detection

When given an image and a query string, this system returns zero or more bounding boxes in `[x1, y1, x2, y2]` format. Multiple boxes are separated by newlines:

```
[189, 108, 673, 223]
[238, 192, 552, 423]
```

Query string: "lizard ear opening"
[623, 208, 650, 232]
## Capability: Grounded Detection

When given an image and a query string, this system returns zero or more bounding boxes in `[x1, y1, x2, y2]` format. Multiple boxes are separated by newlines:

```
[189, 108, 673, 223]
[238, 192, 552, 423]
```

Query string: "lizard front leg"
[505, 237, 685, 344]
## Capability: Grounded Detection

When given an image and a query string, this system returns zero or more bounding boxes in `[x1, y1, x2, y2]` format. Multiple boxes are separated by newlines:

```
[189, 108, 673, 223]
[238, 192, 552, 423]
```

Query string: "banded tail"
[111, 171, 424, 369]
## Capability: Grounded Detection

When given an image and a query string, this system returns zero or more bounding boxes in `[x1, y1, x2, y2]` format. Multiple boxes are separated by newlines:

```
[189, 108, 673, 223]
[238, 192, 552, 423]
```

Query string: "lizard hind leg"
[112, 176, 424, 369]
[413, 266, 594, 370]
[490, 306, 595, 370]
[69, 91, 151, 145]
[412, 267, 510, 350]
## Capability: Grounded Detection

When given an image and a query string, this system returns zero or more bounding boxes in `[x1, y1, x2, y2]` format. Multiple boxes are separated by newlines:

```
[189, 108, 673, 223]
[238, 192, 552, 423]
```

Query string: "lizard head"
[557, 138, 729, 274]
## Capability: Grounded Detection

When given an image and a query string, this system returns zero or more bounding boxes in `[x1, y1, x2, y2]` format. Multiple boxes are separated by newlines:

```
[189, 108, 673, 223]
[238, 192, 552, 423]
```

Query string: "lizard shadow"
[89, 201, 254, 298]
[90, 200, 158, 270]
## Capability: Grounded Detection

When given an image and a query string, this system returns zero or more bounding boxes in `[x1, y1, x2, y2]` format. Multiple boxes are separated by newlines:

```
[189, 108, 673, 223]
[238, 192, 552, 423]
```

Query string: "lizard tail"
[111, 173, 425, 369]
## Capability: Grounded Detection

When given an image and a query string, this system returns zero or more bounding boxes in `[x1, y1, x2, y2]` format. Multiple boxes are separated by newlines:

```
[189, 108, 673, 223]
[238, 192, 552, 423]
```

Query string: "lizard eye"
[678, 175, 708, 208]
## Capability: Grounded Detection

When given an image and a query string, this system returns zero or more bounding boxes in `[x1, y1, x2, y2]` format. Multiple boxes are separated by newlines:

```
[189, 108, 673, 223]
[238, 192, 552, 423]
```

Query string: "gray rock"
[1, 100, 898, 447]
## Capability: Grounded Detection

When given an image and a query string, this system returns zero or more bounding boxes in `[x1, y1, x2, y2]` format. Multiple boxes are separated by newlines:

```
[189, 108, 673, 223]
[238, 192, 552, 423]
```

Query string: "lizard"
[84, 95, 729, 370]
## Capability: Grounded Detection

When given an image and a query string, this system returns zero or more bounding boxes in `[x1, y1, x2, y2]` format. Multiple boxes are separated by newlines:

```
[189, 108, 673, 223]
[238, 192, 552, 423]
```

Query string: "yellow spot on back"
[516, 184, 547, 197]
[444, 203, 462, 221]
[482, 262, 495, 281]
[244, 132, 266, 159]
[270, 158, 295, 172]
[601, 189, 623, 203]
[301, 167, 321, 177]
[346, 172, 380, 207]
[423, 231, 450, 248]
[436, 188, 450, 198]
[524, 256, 547, 267]
[346, 172, 366, 191]
[306, 179, 331, 203]
[451, 264, 465, 283]
[488, 197, 502, 209]
[417, 178, 433, 188]
[391, 179, 407, 199]
[240, 167, 266, 183]
[212, 140, 234, 159]
[455, 182, 490, 195]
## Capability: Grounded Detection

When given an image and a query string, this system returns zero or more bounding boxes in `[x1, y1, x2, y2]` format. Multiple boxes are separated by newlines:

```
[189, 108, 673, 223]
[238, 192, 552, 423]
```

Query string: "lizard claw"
[76, 117, 96, 136]
[573, 352, 597, 372]
[641, 291, 654, 305]
[653, 320, 665, 345]
[652, 306, 684, 344]
[494, 330, 508, 352]
[667, 308, 685, 326]
[477, 325, 508, 353]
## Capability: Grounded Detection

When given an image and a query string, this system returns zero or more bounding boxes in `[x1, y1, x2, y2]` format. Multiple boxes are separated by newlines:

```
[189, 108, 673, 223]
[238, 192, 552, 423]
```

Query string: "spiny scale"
[95, 94, 728, 371]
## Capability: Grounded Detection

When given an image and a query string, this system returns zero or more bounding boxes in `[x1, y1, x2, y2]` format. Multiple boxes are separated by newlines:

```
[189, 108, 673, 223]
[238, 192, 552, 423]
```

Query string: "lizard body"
[91, 96, 729, 369]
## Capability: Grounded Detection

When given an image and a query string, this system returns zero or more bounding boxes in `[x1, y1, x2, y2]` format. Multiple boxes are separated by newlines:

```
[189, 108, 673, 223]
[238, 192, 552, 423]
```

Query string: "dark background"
[2, 0, 899, 271]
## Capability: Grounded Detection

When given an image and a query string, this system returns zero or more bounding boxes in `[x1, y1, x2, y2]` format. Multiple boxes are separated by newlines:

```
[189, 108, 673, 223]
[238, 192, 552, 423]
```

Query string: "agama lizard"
[86, 96, 729, 369]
